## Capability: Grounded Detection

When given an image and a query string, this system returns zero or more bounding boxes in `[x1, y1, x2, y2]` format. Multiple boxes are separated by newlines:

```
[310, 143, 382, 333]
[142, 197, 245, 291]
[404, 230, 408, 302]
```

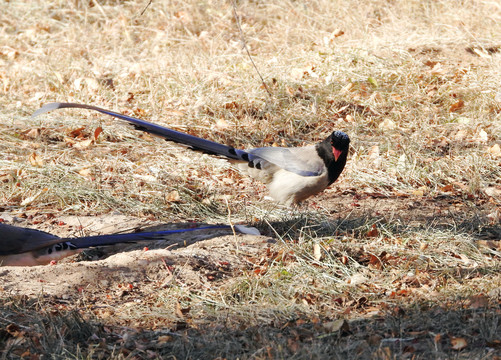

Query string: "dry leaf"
[78, 168, 92, 177]
[28, 152, 43, 167]
[347, 273, 368, 285]
[484, 187, 501, 197]
[366, 224, 379, 238]
[69, 127, 86, 138]
[323, 319, 349, 333]
[94, 126, 103, 140]
[157, 335, 174, 344]
[379, 118, 396, 130]
[430, 63, 447, 76]
[20, 188, 47, 206]
[215, 118, 230, 130]
[468, 294, 489, 309]
[73, 77, 100, 92]
[454, 129, 467, 141]
[25, 128, 40, 139]
[290, 65, 316, 80]
[450, 337, 467, 350]
[73, 138, 93, 149]
[368, 145, 380, 159]
[165, 190, 181, 202]
[368, 145, 381, 166]
[175, 302, 185, 319]
[449, 99, 464, 112]
[440, 184, 454, 193]
[174, 11, 192, 24]
[487, 144, 500, 156]
[472, 48, 491, 58]
[412, 186, 427, 197]
[477, 129, 488, 142]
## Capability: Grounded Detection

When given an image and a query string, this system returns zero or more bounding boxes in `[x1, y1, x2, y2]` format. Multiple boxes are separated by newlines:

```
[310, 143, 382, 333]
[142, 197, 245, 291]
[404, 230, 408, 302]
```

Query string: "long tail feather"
[33, 102, 248, 160]
[65, 225, 231, 248]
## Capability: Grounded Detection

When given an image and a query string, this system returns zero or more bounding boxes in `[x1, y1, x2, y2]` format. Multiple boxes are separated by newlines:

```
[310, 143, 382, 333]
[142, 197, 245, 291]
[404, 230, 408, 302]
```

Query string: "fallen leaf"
[69, 126, 86, 138]
[430, 63, 447, 76]
[175, 302, 185, 319]
[165, 190, 181, 202]
[73, 139, 94, 149]
[412, 186, 427, 197]
[468, 294, 489, 309]
[440, 184, 454, 193]
[73, 77, 100, 92]
[487, 144, 501, 156]
[157, 335, 174, 344]
[346, 273, 367, 285]
[28, 152, 43, 167]
[215, 118, 230, 130]
[450, 336, 467, 350]
[368, 253, 383, 269]
[78, 168, 92, 177]
[94, 126, 103, 140]
[323, 319, 350, 333]
[477, 129, 488, 142]
[368, 145, 381, 166]
[20, 188, 47, 206]
[379, 118, 396, 130]
[25, 128, 40, 139]
[366, 224, 379, 238]
[454, 129, 467, 141]
[484, 187, 501, 197]
[290, 65, 316, 80]
[449, 99, 464, 112]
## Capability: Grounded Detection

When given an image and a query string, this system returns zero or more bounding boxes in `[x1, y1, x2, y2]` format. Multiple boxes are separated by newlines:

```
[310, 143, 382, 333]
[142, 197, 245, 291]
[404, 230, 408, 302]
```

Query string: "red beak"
[333, 148, 342, 161]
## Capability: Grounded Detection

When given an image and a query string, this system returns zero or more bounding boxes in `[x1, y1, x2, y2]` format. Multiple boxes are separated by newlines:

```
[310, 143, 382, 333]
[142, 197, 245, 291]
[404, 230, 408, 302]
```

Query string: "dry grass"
[1, 0, 501, 358]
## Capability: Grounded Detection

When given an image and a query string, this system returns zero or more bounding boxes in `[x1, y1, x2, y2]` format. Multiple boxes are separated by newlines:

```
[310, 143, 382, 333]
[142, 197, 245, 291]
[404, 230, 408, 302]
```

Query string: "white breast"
[267, 169, 330, 205]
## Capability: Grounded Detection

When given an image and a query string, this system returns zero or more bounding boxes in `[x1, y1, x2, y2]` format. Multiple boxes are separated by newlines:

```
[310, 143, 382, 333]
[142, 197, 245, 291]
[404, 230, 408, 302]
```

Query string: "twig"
[224, 197, 236, 236]
[231, 0, 272, 98]
[140, 0, 153, 16]
[224, 197, 240, 255]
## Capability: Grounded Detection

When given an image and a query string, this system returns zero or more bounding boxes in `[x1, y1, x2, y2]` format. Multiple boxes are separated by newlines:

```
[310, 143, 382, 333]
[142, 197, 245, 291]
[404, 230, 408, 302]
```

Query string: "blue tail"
[33, 103, 249, 161]
[66, 225, 231, 248]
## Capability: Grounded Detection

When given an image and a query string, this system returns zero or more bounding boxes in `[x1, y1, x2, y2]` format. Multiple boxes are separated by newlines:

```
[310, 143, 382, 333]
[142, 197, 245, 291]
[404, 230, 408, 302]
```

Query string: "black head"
[330, 131, 350, 161]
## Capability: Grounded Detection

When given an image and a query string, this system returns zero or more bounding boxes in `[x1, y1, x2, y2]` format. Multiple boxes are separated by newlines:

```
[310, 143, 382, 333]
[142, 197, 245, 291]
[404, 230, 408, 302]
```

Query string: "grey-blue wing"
[248, 146, 325, 177]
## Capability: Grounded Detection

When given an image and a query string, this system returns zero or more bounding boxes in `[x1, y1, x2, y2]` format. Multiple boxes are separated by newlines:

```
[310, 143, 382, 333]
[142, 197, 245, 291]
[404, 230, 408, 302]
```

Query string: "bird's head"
[330, 131, 350, 161]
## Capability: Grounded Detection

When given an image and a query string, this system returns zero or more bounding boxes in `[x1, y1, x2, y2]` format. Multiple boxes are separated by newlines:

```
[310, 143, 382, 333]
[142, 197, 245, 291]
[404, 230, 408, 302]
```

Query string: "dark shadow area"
[1, 296, 500, 359]
[259, 193, 501, 244]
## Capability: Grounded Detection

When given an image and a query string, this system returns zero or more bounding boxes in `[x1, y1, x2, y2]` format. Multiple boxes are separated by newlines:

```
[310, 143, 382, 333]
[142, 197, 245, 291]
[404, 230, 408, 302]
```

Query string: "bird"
[33, 103, 350, 205]
[0, 222, 231, 266]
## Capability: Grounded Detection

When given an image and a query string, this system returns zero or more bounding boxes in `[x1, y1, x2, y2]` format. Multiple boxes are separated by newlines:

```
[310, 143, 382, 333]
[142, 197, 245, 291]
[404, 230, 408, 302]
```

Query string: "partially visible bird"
[0, 222, 230, 266]
[34, 103, 350, 205]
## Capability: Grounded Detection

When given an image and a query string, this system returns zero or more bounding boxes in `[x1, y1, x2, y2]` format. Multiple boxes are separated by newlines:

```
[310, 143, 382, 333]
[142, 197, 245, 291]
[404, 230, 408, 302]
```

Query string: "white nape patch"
[234, 225, 261, 236]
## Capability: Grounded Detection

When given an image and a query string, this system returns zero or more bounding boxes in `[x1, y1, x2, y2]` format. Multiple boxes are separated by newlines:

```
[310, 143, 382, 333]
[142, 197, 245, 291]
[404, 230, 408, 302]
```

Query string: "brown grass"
[1, 0, 501, 358]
